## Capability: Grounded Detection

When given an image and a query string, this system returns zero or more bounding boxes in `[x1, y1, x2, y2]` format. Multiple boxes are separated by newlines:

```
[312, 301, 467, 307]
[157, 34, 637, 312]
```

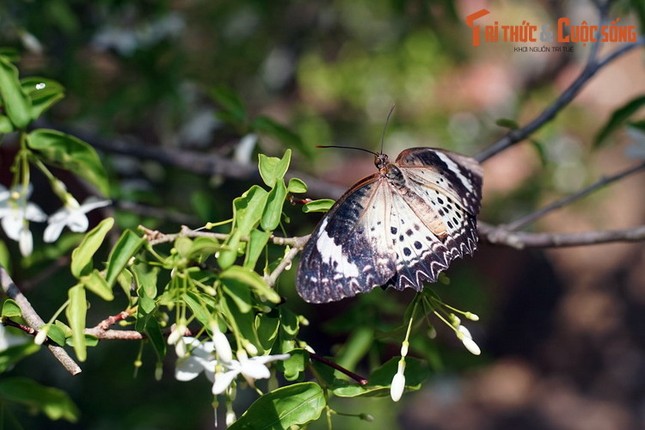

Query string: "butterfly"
[296, 147, 483, 303]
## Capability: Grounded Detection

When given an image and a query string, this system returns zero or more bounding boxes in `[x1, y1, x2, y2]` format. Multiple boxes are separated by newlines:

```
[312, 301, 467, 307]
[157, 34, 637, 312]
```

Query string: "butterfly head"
[374, 152, 390, 173]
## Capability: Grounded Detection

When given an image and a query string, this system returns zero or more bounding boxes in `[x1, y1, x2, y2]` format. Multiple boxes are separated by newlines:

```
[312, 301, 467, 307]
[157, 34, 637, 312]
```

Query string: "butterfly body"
[297, 147, 483, 303]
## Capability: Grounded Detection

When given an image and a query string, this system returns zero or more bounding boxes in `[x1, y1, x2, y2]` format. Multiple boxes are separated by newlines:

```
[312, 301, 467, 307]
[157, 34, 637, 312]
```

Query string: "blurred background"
[1, 0, 644, 429]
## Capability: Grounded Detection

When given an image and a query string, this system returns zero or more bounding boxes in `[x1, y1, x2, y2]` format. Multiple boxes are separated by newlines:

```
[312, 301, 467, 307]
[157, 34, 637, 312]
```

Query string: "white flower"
[43, 196, 111, 243]
[390, 360, 406, 402]
[0, 185, 47, 256]
[457, 325, 481, 356]
[174, 336, 290, 395]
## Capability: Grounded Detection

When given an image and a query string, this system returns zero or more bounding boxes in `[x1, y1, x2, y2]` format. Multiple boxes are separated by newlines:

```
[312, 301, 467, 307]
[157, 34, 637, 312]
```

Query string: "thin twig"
[506, 161, 645, 231]
[0, 266, 82, 375]
[309, 352, 369, 386]
[476, 36, 645, 163]
[479, 222, 645, 249]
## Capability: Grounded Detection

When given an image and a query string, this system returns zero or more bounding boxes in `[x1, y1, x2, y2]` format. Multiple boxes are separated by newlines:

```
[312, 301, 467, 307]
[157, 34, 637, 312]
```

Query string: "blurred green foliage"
[0, 0, 643, 429]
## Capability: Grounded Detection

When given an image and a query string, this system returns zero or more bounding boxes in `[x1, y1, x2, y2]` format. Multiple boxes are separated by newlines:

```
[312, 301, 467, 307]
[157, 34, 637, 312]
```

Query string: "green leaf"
[81, 269, 113, 301]
[47, 324, 67, 346]
[255, 312, 280, 352]
[21, 77, 65, 120]
[333, 357, 430, 398]
[66, 284, 87, 362]
[0, 57, 32, 129]
[220, 265, 281, 304]
[253, 116, 311, 158]
[0, 343, 40, 373]
[303, 199, 335, 213]
[222, 277, 252, 313]
[495, 118, 519, 130]
[233, 185, 269, 237]
[218, 230, 241, 269]
[258, 150, 292, 188]
[144, 317, 166, 361]
[185, 236, 221, 260]
[220, 292, 261, 352]
[229, 382, 325, 430]
[27, 128, 110, 196]
[133, 264, 158, 331]
[261, 179, 287, 231]
[1, 299, 21, 318]
[287, 177, 307, 194]
[183, 291, 212, 327]
[105, 229, 144, 288]
[70, 217, 114, 278]
[210, 86, 246, 125]
[0, 377, 79, 422]
[595, 95, 645, 148]
[244, 229, 271, 270]
[0, 114, 13, 133]
[281, 348, 306, 381]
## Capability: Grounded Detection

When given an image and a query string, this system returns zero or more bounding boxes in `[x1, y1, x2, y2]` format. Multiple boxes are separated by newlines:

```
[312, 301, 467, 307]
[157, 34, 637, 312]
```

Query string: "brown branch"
[309, 352, 369, 386]
[479, 222, 645, 249]
[476, 36, 645, 163]
[0, 266, 82, 375]
[506, 161, 645, 231]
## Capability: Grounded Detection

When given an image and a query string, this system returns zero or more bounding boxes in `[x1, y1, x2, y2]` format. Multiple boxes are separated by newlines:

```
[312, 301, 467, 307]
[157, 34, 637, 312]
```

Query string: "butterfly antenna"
[380, 104, 396, 155]
[316, 145, 379, 157]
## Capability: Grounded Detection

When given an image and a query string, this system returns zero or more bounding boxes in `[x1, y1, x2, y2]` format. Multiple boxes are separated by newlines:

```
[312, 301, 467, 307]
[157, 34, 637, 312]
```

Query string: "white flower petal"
[250, 354, 291, 365]
[240, 359, 271, 380]
[212, 370, 239, 395]
[25, 203, 46, 222]
[212, 331, 233, 363]
[43, 220, 66, 243]
[457, 325, 481, 356]
[175, 356, 204, 381]
[2, 213, 22, 241]
[66, 212, 90, 232]
[19, 229, 33, 256]
[79, 198, 111, 212]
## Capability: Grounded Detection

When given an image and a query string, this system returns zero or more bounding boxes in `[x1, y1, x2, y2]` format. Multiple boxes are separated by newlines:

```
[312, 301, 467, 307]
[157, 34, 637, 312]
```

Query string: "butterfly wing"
[296, 174, 398, 303]
[386, 147, 483, 290]
[296, 147, 483, 303]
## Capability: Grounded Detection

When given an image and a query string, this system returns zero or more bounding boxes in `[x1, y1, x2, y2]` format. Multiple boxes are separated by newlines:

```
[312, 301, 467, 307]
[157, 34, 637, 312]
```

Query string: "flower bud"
[390, 360, 406, 402]
[34, 327, 49, 345]
[457, 325, 481, 356]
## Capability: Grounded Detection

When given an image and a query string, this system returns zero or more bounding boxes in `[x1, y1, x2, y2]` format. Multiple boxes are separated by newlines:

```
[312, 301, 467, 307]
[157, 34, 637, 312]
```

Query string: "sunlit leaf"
[81, 269, 113, 301]
[258, 150, 291, 188]
[0, 57, 32, 129]
[105, 230, 144, 288]
[244, 229, 271, 270]
[229, 382, 325, 430]
[27, 128, 110, 196]
[21, 77, 65, 119]
[287, 177, 307, 194]
[303, 199, 335, 213]
[220, 265, 280, 303]
[66, 284, 87, 361]
[1, 299, 21, 318]
[261, 179, 287, 231]
[70, 218, 114, 278]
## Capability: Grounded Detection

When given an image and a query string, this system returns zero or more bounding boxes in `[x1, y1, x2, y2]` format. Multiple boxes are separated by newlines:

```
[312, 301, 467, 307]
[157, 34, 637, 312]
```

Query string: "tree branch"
[479, 222, 645, 249]
[0, 266, 82, 375]
[476, 36, 645, 163]
[506, 161, 645, 231]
